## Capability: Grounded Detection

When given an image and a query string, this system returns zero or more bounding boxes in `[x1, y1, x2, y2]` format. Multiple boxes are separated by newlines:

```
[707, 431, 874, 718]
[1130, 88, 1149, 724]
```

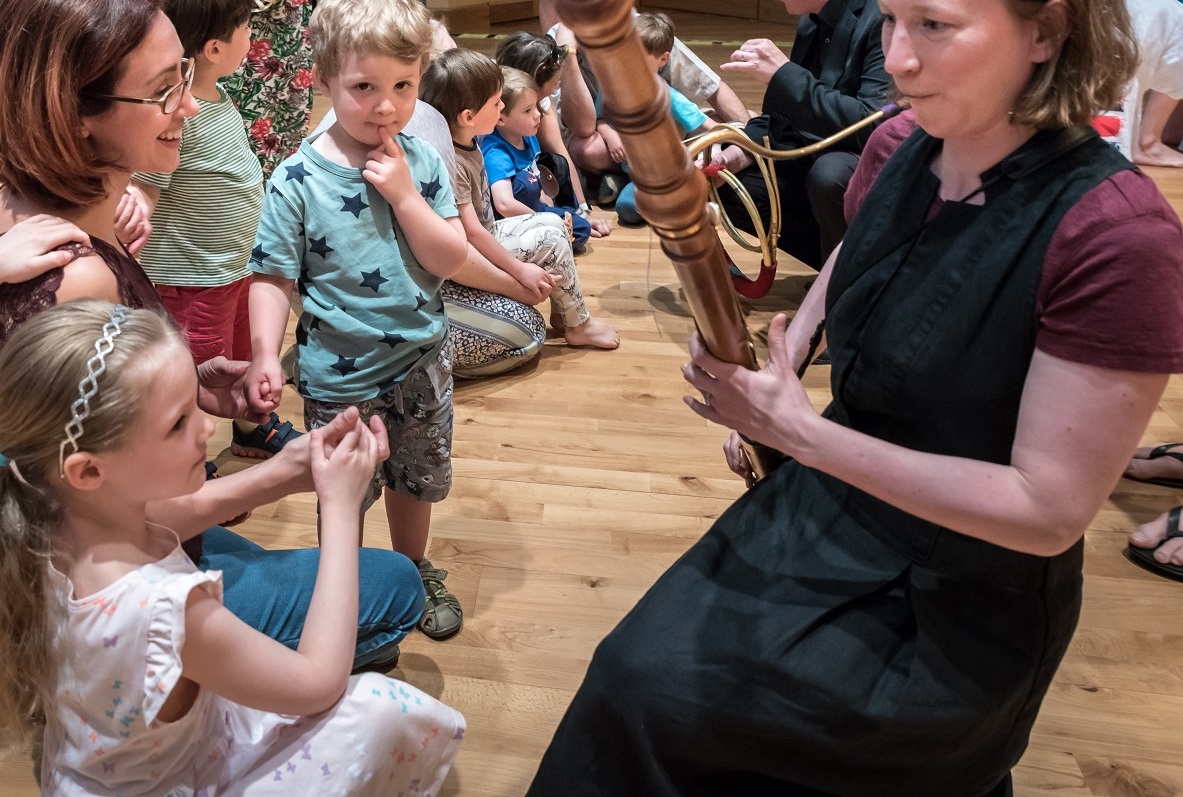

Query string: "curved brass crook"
[686, 102, 911, 268]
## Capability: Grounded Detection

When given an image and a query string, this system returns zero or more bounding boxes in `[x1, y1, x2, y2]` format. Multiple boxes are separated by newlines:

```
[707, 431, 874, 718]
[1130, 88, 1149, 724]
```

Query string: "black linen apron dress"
[526, 128, 1132, 797]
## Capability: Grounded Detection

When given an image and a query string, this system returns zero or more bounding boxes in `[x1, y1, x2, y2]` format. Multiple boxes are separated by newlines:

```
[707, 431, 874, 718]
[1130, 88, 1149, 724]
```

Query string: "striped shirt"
[136, 88, 264, 287]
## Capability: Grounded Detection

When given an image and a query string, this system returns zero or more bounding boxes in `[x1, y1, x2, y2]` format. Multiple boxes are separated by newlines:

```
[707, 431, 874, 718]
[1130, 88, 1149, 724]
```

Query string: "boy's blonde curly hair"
[310, 0, 434, 77]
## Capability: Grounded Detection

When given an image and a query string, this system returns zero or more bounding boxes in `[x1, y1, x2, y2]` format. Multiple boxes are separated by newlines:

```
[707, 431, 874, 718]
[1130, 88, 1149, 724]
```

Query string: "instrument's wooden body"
[554, 0, 758, 371]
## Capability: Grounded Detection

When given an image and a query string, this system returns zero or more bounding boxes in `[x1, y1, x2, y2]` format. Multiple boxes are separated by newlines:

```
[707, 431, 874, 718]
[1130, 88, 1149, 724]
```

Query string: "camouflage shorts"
[303, 343, 453, 508]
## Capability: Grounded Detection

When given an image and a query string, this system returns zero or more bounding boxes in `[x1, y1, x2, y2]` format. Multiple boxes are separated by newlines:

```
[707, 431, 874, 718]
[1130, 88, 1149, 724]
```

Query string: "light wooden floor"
[6, 11, 1183, 797]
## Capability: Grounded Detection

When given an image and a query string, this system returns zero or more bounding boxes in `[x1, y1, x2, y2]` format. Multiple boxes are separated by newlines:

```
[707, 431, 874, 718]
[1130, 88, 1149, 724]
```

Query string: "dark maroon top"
[0, 235, 164, 349]
[845, 111, 1183, 373]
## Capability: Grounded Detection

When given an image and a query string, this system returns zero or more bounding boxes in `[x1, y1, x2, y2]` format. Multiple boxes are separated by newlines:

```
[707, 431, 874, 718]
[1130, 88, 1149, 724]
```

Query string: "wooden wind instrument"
[555, 0, 902, 478]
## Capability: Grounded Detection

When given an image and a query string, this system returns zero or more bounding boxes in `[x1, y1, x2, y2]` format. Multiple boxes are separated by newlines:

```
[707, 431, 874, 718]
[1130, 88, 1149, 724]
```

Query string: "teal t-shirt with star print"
[251, 131, 458, 402]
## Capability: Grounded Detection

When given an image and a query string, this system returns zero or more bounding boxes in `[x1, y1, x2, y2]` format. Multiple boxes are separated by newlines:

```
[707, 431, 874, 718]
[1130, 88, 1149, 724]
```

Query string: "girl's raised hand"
[362, 127, 418, 207]
[0, 215, 89, 284]
[310, 407, 389, 511]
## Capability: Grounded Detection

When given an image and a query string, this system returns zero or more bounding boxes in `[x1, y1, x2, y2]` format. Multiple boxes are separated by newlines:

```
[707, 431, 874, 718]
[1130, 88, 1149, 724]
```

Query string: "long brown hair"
[0, 300, 176, 755]
[0, 0, 162, 210]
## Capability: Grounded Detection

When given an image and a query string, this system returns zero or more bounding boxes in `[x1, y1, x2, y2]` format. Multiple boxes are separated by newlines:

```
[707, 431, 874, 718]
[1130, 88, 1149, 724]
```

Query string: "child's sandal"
[230, 412, 301, 460]
[416, 559, 463, 640]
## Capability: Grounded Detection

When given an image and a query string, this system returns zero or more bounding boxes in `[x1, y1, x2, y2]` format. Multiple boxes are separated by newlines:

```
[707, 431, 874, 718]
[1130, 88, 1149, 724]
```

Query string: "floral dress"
[222, 0, 315, 178]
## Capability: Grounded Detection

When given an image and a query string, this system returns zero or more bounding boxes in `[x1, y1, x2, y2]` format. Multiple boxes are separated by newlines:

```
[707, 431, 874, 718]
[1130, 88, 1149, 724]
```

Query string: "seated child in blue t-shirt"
[480, 67, 596, 251]
[247, 0, 469, 640]
[611, 11, 717, 226]
[421, 49, 619, 353]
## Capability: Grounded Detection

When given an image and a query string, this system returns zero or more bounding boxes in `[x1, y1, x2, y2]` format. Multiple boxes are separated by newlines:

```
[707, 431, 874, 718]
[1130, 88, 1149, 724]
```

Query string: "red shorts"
[156, 276, 252, 365]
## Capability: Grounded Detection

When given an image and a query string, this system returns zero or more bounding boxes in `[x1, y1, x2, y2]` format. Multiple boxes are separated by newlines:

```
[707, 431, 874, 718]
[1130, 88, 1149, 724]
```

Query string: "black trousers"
[717, 150, 859, 271]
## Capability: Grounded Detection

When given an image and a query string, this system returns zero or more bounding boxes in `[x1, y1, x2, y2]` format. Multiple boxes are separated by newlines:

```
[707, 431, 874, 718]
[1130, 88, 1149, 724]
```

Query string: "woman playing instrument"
[527, 0, 1183, 794]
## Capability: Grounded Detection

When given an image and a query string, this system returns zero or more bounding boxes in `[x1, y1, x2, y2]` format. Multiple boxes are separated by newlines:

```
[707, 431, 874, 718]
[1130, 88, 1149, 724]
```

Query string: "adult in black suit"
[715, 0, 888, 269]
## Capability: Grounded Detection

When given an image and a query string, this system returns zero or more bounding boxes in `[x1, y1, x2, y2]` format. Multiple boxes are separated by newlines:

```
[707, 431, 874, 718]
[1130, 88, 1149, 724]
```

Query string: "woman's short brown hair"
[0, 0, 162, 210]
[420, 49, 503, 130]
[1007, 0, 1138, 129]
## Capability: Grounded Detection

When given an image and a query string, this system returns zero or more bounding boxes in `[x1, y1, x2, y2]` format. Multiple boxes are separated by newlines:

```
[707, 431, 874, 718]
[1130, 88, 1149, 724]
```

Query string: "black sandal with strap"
[1124, 443, 1183, 489]
[1127, 506, 1183, 582]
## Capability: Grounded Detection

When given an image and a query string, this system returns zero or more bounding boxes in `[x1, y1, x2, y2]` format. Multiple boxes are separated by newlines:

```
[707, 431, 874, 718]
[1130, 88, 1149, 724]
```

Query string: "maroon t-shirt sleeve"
[843, 111, 1183, 374]
[1035, 169, 1183, 373]
[844, 111, 919, 224]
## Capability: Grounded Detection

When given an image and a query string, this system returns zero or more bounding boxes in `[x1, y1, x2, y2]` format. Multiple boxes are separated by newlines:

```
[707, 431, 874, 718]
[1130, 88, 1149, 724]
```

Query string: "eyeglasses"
[91, 58, 195, 115]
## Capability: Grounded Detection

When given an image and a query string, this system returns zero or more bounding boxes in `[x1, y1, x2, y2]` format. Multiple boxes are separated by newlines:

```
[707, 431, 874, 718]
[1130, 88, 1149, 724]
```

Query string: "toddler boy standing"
[248, 0, 468, 638]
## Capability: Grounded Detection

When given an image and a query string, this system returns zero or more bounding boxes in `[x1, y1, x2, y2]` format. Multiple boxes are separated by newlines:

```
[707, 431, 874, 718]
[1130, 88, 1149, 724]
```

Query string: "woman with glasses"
[0, 0, 197, 343]
[0, 0, 422, 683]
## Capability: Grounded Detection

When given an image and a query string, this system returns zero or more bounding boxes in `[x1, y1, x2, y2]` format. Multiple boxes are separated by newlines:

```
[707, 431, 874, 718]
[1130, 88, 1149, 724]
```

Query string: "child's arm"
[115, 183, 158, 255]
[0, 215, 89, 284]
[598, 121, 628, 165]
[147, 430, 316, 538]
[127, 180, 161, 217]
[181, 408, 387, 715]
[246, 274, 294, 410]
[459, 202, 556, 303]
[363, 128, 466, 279]
[490, 178, 538, 219]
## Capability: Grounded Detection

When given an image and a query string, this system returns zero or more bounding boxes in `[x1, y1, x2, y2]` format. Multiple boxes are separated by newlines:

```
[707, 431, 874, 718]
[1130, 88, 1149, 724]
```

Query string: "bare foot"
[1124, 443, 1183, 482]
[1130, 508, 1183, 566]
[1134, 141, 1183, 168]
[564, 317, 619, 349]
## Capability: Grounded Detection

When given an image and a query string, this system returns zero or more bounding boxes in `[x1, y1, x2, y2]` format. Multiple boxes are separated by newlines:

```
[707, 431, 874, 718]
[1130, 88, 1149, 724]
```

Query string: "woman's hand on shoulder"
[0, 214, 89, 284]
[682, 312, 821, 458]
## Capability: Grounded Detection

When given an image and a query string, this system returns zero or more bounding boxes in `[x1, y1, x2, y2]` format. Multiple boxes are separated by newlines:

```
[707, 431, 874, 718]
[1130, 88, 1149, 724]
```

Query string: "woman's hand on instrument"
[719, 38, 790, 87]
[682, 312, 819, 456]
[723, 431, 757, 488]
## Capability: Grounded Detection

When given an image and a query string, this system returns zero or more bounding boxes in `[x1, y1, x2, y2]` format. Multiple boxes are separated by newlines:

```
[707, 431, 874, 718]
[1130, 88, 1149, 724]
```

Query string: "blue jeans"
[197, 527, 424, 670]
[615, 182, 643, 226]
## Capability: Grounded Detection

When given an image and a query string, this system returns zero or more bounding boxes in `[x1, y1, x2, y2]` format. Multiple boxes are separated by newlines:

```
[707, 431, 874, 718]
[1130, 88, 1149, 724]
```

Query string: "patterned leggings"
[444, 213, 590, 378]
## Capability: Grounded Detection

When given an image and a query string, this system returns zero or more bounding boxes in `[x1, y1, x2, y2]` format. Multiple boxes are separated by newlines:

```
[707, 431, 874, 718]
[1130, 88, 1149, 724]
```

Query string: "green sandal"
[416, 559, 463, 639]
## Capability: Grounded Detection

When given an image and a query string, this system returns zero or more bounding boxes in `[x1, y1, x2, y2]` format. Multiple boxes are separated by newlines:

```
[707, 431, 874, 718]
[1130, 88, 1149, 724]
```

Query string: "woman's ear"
[61, 451, 106, 492]
[1031, 0, 1071, 65]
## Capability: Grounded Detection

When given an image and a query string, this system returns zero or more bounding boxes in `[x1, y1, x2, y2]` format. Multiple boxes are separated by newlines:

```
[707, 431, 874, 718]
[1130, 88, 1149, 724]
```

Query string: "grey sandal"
[417, 559, 463, 639]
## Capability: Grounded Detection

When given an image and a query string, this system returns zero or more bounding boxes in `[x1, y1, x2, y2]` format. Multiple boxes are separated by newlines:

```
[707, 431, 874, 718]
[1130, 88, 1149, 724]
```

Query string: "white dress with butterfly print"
[43, 527, 465, 796]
